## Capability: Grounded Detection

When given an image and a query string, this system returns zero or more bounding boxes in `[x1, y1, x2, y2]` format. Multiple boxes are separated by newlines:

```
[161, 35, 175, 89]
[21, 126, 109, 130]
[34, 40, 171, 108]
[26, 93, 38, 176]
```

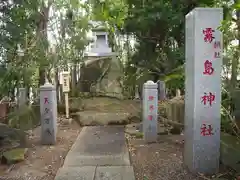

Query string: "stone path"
[54, 126, 135, 180]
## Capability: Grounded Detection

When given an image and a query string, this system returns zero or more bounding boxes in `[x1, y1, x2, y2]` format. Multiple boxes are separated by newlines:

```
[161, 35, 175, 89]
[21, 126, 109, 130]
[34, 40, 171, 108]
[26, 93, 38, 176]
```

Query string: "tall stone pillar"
[184, 8, 223, 175]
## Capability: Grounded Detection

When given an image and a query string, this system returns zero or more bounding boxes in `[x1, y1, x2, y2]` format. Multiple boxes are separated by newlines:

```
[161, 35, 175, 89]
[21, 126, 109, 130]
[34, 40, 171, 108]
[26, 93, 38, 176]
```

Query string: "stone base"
[71, 111, 131, 126]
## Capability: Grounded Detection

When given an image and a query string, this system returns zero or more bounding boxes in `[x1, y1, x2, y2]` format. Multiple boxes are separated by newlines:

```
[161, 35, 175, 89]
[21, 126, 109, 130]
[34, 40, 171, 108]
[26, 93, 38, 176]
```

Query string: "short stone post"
[18, 88, 27, 106]
[157, 80, 166, 100]
[143, 80, 158, 142]
[40, 82, 57, 145]
[184, 8, 223, 175]
[134, 85, 140, 99]
[176, 89, 181, 97]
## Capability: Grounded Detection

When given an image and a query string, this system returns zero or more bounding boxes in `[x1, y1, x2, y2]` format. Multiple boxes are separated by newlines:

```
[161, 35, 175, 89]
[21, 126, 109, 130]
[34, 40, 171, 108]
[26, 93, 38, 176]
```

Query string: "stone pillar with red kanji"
[184, 8, 223, 175]
[40, 82, 58, 145]
[143, 80, 158, 143]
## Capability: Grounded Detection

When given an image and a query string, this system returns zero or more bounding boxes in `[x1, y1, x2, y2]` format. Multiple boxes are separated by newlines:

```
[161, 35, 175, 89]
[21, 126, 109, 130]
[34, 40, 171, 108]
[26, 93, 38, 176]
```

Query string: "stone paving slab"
[55, 166, 135, 180]
[69, 126, 127, 155]
[55, 166, 96, 180]
[64, 126, 130, 166]
[95, 166, 135, 180]
[54, 126, 135, 180]
[64, 154, 130, 167]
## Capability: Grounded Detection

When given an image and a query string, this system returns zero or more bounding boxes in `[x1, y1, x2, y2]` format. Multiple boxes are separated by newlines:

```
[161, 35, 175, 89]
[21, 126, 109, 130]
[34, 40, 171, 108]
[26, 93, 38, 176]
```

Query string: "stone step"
[71, 112, 131, 125]
[55, 166, 135, 180]
[64, 154, 130, 167]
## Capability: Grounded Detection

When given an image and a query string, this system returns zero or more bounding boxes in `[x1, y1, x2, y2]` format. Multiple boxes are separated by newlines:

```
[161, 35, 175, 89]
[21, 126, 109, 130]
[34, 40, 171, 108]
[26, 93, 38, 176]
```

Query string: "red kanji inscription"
[214, 52, 220, 58]
[203, 60, 214, 75]
[44, 97, 49, 104]
[148, 115, 153, 121]
[203, 28, 215, 43]
[148, 96, 154, 101]
[201, 92, 215, 106]
[214, 41, 221, 49]
[149, 105, 154, 111]
[200, 124, 214, 136]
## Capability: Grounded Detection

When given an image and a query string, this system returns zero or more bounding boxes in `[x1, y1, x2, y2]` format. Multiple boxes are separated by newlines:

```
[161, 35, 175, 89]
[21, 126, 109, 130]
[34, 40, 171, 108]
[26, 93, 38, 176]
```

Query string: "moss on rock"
[2, 148, 27, 164]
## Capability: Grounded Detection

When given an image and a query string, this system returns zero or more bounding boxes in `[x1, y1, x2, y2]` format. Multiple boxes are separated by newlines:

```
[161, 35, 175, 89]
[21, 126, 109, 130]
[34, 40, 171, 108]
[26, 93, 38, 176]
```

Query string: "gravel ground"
[127, 133, 229, 180]
[0, 117, 81, 180]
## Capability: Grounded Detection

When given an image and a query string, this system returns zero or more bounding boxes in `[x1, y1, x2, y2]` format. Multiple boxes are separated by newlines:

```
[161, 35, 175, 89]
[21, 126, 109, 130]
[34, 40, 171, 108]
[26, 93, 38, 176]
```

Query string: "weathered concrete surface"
[55, 126, 135, 180]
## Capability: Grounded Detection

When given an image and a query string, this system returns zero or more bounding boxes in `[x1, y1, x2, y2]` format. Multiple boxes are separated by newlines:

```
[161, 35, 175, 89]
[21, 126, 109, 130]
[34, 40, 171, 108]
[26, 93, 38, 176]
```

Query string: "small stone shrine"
[80, 21, 122, 99]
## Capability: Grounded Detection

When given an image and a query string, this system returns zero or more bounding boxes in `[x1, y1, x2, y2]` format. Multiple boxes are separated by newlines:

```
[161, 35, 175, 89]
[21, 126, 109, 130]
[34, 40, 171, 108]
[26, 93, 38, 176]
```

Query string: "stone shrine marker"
[143, 80, 158, 142]
[157, 80, 166, 101]
[40, 82, 57, 145]
[184, 8, 223, 175]
[18, 88, 27, 106]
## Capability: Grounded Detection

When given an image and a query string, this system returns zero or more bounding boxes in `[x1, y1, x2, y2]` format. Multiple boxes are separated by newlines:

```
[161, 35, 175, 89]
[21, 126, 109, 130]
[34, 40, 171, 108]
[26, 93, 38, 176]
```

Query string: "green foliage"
[0, 0, 239, 136]
[87, 0, 240, 135]
[87, 0, 219, 92]
[0, 0, 90, 98]
[7, 105, 40, 130]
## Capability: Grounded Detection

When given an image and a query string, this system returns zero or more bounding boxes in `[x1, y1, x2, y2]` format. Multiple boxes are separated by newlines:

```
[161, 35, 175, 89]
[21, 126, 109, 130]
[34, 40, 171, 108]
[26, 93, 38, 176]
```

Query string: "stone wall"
[159, 96, 185, 125]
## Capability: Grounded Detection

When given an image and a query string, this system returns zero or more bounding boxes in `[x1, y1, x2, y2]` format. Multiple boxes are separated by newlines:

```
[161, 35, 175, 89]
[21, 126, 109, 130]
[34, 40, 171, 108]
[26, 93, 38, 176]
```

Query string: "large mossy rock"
[0, 123, 27, 146]
[233, 89, 240, 129]
[2, 148, 27, 164]
[7, 105, 41, 130]
[70, 97, 141, 126]
[79, 57, 123, 99]
[58, 98, 84, 114]
[220, 132, 240, 171]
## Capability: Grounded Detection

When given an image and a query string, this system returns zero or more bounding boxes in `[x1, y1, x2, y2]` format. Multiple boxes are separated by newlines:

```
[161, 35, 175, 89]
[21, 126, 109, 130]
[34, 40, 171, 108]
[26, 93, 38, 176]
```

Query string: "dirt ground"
[127, 133, 231, 180]
[0, 116, 81, 180]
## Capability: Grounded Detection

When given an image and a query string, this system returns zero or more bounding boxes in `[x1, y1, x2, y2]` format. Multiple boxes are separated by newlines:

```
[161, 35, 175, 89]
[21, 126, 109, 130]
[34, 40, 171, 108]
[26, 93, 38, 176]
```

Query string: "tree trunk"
[55, 67, 60, 103]
[71, 64, 77, 96]
[39, 68, 46, 86]
[37, 1, 52, 86]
